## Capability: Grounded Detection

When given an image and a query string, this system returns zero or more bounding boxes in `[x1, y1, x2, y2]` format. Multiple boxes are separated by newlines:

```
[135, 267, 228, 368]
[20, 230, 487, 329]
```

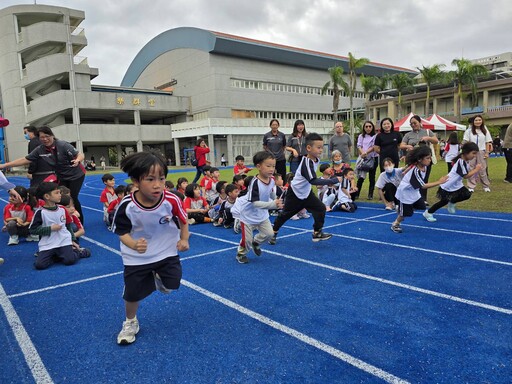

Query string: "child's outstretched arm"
[464, 163, 482, 179]
[422, 175, 449, 189]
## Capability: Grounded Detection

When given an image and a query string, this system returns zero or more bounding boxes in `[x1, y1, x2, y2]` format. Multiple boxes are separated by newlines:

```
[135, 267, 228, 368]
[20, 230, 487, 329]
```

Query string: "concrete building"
[367, 53, 512, 134]
[0, 4, 188, 164]
[122, 27, 415, 165]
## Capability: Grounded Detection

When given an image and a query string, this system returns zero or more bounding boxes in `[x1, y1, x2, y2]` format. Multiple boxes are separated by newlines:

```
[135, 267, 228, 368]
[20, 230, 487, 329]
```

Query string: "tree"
[321, 66, 349, 121]
[416, 64, 445, 116]
[450, 58, 489, 121]
[360, 74, 380, 120]
[390, 73, 415, 117]
[347, 52, 370, 142]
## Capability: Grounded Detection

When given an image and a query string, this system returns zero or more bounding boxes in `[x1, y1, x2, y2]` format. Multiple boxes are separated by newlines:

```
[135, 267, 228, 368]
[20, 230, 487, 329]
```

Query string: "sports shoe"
[312, 231, 332, 242]
[447, 203, 456, 214]
[268, 233, 277, 245]
[233, 219, 241, 234]
[422, 210, 437, 222]
[187, 218, 196, 225]
[236, 253, 249, 264]
[26, 234, 39, 242]
[424, 201, 430, 207]
[223, 223, 233, 229]
[367, 195, 373, 200]
[117, 318, 140, 345]
[252, 242, 262, 256]
[504, 179, 512, 183]
[298, 211, 310, 219]
[8, 235, 19, 246]
[391, 223, 403, 233]
[153, 272, 171, 294]
[385, 205, 393, 211]
[290, 214, 300, 220]
[78, 247, 91, 258]
[212, 221, 222, 227]
[483, 187, 491, 192]
[468, 188, 474, 193]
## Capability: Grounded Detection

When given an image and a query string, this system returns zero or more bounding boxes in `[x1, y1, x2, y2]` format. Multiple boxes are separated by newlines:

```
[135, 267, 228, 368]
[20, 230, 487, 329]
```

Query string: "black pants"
[356, 159, 378, 198]
[504, 148, 512, 181]
[273, 187, 326, 233]
[275, 159, 287, 180]
[60, 174, 85, 225]
[382, 183, 398, 204]
[192, 165, 205, 184]
[428, 187, 472, 214]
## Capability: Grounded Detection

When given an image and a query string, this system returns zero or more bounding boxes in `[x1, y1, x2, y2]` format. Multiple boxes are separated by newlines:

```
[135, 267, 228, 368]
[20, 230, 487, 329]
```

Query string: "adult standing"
[503, 123, 512, 183]
[24, 125, 55, 187]
[462, 114, 493, 192]
[400, 114, 438, 204]
[355, 121, 378, 199]
[374, 118, 402, 172]
[0, 126, 86, 223]
[263, 119, 287, 178]
[100, 155, 106, 170]
[329, 121, 352, 164]
[286, 119, 308, 175]
[192, 138, 210, 183]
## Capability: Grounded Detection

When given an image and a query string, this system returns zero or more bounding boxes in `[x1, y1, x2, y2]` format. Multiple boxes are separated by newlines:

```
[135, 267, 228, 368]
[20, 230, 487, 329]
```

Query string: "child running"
[231, 151, 283, 264]
[271, 132, 339, 244]
[112, 151, 189, 345]
[423, 142, 480, 221]
[391, 146, 449, 233]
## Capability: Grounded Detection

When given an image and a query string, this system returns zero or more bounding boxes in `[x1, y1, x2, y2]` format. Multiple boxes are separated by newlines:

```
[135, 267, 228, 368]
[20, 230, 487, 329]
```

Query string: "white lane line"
[191, 232, 512, 315]
[0, 283, 53, 384]
[182, 280, 409, 384]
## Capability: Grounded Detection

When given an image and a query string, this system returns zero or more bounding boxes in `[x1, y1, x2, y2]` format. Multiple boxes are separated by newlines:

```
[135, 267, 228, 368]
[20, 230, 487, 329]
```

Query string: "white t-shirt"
[444, 143, 460, 163]
[440, 158, 469, 192]
[231, 176, 276, 225]
[396, 167, 426, 204]
[375, 168, 404, 189]
[336, 177, 352, 204]
[463, 127, 492, 151]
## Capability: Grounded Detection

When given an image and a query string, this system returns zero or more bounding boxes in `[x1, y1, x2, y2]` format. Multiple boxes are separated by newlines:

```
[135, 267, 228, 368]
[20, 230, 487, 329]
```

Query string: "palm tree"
[360, 74, 380, 119]
[390, 73, 415, 117]
[416, 64, 445, 116]
[450, 58, 489, 121]
[348, 52, 370, 141]
[321, 66, 349, 121]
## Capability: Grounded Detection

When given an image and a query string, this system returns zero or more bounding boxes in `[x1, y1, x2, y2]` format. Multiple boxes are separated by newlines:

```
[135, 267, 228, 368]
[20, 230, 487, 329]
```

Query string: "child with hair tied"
[3, 186, 39, 245]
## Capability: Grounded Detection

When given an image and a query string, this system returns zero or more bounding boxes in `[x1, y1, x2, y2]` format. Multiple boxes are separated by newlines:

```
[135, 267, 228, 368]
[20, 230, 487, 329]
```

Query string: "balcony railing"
[487, 104, 512, 112]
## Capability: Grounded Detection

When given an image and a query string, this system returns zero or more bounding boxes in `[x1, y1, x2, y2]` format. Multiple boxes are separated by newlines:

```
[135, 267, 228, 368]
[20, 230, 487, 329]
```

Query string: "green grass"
[103, 157, 512, 213]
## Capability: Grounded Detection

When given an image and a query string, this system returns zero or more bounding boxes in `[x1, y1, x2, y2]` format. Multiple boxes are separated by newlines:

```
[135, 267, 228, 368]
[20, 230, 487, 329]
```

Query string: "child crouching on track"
[423, 142, 480, 222]
[391, 146, 448, 233]
[231, 151, 283, 264]
[112, 151, 189, 345]
[29, 182, 91, 270]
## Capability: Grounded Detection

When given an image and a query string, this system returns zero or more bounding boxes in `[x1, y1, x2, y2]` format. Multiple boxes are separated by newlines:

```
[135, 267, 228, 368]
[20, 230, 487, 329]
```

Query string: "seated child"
[269, 173, 284, 216]
[199, 165, 212, 197]
[375, 158, 406, 211]
[204, 167, 220, 205]
[60, 194, 85, 243]
[183, 183, 212, 224]
[324, 168, 357, 212]
[232, 174, 247, 191]
[210, 181, 228, 226]
[3, 186, 39, 245]
[176, 177, 188, 197]
[218, 184, 240, 228]
[29, 182, 91, 270]
[317, 163, 333, 202]
[100, 173, 116, 224]
[233, 155, 252, 176]
[107, 185, 126, 226]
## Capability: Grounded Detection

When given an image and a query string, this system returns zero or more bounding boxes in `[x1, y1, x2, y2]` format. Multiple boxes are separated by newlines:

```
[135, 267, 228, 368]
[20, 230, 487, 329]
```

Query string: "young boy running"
[231, 151, 283, 264]
[270, 132, 339, 244]
[113, 151, 189, 345]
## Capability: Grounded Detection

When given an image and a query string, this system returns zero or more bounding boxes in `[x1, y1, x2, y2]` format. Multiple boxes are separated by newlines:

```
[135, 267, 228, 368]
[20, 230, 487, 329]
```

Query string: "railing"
[436, 111, 455, 117]
[487, 104, 512, 112]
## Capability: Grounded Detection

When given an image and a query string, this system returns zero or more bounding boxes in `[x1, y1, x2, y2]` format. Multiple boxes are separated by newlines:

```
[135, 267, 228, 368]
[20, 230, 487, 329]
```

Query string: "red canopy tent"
[425, 114, 466, 131]
[393, 112, 435, 132]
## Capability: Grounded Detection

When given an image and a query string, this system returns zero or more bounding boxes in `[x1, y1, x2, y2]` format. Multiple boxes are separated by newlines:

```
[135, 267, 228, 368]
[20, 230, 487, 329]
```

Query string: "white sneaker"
[290, 214, 300, 220]
[187, 218, 196, 225]
[483, 187, 491, 192]
[117, 318, 140, 345]
[153, 272, 171, 294]
[298, 211, 310, 219]
[26, 234, 39, 242]
[447, 203, 456, 214]
[8, 235, 19, 245]
[422, 210, 437, 222]
[468, 188, 474, 193]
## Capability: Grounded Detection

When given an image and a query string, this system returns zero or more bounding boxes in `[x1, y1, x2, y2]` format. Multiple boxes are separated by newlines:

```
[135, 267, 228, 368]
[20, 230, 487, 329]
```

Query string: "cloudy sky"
[3, 0, 509, 85]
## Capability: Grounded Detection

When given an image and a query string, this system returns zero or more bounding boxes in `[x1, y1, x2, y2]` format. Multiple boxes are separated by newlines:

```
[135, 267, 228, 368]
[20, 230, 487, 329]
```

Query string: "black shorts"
[397, 198, 426, 217]
[123, 256, 182, 302]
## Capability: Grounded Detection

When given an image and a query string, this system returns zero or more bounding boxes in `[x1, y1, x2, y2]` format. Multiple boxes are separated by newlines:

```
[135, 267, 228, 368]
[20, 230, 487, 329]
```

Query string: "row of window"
[230, 78, 365, 99]
[232, 109, 335, 121]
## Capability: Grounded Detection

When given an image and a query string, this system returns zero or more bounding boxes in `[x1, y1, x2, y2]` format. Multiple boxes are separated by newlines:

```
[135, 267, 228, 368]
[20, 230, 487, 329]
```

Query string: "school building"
[0, 3, 414, 166]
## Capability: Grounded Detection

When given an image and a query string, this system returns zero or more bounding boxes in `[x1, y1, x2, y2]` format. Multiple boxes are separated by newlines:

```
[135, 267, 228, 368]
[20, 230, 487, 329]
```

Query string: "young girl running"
[423, 142, 480, 221]
[391, 146, 448, 233]
[113, 151, 189, 345]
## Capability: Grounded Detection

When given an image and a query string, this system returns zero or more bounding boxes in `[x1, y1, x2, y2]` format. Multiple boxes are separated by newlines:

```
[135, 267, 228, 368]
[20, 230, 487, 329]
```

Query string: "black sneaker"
[268, 233, 277, 245]
[252, 242, 262, 256]
[236, 253, 249, 264]
[367, 194, 373, 200]
[79, 247, 91, 258]
[391, 224, 403, 233]
[312, 231, 332, 242]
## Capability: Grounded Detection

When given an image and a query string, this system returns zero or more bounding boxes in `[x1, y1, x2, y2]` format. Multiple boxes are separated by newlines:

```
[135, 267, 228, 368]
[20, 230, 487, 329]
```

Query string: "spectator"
[263, 119, 287, 179]
[355, 121, 378, 200]
[192, 138, 210, 184]
[374, 117, 402, 172]
[462, 114, 492, 192]
[503, 123, 512, 183]
[24, 125, 55, 187]
[329, 121, 352, 164]
[286, 119, 308, 174]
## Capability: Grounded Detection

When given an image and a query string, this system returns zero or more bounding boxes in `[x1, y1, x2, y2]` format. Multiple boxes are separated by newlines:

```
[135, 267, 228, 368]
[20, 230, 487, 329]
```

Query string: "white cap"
[0, 171, 15, 191]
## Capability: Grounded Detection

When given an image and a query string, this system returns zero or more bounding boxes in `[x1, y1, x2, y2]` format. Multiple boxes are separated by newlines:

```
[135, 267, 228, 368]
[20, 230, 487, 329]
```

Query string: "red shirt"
[100, 187, 116, 204]
[233, 164, 252, 175]
[107, 197, 121, 214]
[183, 196, 208, 210]
[3, 203, 34, 223]
[194, 146, 210, 167]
